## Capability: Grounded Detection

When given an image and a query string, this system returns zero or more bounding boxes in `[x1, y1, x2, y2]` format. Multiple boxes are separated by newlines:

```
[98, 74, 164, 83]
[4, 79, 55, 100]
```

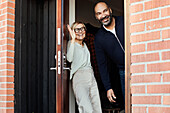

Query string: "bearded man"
[93, 1, 125, 108]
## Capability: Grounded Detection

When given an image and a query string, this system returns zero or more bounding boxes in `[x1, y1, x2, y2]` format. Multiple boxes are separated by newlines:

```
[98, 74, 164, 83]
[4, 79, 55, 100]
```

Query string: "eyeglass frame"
[74, 27, 86, 33]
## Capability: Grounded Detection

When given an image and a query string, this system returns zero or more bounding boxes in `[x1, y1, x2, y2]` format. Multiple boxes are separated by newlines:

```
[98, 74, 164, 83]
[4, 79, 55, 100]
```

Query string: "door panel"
[14, 0, 69, 112]
[14, 0, 56, 113]
[56, 0, 69, 113]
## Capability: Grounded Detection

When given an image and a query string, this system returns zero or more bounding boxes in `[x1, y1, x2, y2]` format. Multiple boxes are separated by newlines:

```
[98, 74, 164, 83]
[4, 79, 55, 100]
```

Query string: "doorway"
[67, 0, 127, 113]
[76, 0, 124, 111]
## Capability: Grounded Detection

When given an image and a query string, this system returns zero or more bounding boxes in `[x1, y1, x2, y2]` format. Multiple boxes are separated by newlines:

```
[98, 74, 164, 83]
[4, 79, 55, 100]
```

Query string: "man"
[94, 1, 125, 105]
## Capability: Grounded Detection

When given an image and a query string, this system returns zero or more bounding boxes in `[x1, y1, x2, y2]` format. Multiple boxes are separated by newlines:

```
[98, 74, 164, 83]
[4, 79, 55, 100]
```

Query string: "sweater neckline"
[75, 42, 85, 48]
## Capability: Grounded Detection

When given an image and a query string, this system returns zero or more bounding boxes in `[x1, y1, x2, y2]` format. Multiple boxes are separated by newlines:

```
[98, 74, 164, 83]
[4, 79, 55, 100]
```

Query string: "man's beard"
[99, 13, 112, 26]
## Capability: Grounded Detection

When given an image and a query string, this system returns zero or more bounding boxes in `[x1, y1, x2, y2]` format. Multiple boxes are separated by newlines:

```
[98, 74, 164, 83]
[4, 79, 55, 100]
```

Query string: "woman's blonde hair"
[71, 22, 86, 31]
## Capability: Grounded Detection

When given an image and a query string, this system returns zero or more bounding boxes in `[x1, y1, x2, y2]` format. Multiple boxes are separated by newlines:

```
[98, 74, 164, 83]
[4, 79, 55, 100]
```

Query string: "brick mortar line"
[6, 12, 15, 16]
[161, 95, 163, 105]
[0, 6, 15, 10]
[146, 107, 148, 113]
[0, 76, 14, 78]
[0, 50, 14, 52]
[3, 37, 15, 40]
[0, 62, 15, 64]
[8, 0, 15, 3]
[131, 39, 170, 46]
[159, 51, 162, 61]
[0, 94, 14, 96]
[131, 26, 170, 36]
[0, 69, 14, 71]
[0, 19, 15, 22]
[130, 0, 151, 6]
[145, 43, 147, 51]
[0, 88, 14, 90]
[145, 64, 147, 73]
[145, 84, 147, 94]
[0, 107, 14, 109]
[131, 49, 170, 56]
[0, 12, 15, 16]
[130, 5, 170, 16]
[0, 38, 15, 40]
[0, 75, 14, 77]
[0, 43, 14, 46]
[2, 31, 15, 34]
[0, 65, 15, 67]
[0, 82, 14, 83]
[131, 72, 169, 76]
[159, 8, 161, 18]
[0, 2, 15, 6]
[131, 71, 170, 76]
[0, 0, 16, 3]
[0, 76, 14, 77]
[131, 8, 159, 16]
[0, 56, 14, 59]
[132, 94, 170, 96]
[161, 74, 163, 83]
[0, 101, 14, 103]
[130, 16, 170, 25]
[0, 25, 15, 28]
[0, 31, 15, 34]
[131, 82, 170, 86]
[0, 95, 14, 96]
[0, 30, 15, 34]
[131, 60, 170, 65]
[0, 37, 15, 40]
[132, 104, 170, 107]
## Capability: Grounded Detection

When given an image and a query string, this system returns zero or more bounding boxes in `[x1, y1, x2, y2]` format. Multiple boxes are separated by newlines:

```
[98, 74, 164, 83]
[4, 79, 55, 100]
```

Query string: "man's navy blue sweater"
[94, 16, 125, 91]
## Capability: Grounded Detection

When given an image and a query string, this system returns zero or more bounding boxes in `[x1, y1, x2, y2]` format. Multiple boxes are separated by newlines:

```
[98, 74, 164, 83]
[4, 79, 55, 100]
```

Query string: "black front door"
[14, 0, 57, 113]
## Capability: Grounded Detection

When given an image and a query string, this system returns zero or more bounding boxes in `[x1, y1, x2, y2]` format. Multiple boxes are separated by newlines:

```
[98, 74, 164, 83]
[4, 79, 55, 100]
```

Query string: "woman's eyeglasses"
[74, 27, 86, 33]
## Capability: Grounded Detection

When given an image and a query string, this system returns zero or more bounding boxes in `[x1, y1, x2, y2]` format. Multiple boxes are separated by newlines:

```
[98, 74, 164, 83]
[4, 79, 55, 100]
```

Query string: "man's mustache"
[100, 15, 110, 22]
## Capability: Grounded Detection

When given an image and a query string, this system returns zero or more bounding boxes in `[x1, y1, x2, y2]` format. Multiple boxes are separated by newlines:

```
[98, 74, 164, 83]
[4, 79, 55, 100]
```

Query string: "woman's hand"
[67, 24, 76, 43]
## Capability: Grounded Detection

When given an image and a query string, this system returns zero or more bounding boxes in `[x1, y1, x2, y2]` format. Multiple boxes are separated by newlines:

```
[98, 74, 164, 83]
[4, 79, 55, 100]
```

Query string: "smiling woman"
[66, 22, 102, 113]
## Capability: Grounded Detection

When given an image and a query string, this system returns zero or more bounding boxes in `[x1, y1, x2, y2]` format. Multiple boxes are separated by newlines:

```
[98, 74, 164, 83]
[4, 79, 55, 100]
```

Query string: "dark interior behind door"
[14, 0, 56, 113]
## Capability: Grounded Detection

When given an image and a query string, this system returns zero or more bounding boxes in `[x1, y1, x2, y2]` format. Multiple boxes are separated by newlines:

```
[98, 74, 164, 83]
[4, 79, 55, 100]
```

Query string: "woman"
[67, 22, 102, 113]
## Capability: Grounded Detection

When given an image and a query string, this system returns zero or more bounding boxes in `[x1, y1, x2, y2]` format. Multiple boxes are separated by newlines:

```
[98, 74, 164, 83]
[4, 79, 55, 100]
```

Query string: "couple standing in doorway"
[67, 1, 125, 113]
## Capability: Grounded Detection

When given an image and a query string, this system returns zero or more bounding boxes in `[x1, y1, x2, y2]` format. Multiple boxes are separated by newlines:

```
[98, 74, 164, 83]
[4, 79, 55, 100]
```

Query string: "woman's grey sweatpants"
[72, 69, 102, 113]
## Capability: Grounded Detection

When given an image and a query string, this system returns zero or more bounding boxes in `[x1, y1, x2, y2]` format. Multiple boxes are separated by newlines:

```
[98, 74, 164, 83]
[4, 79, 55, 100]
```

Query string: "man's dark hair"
[93, 0, 110, 13]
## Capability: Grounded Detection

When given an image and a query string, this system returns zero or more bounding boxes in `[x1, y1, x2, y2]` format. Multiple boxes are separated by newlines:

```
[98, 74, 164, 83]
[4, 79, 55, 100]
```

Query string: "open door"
[55, 0, 69, 113]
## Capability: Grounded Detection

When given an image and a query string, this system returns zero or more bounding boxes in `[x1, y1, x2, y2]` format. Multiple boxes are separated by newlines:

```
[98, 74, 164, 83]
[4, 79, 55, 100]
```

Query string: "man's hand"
[107, 89, 116, 103]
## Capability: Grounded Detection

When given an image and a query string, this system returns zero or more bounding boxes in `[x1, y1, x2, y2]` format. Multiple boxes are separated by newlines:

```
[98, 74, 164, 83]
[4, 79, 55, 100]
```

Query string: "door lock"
[63, 54, 70, 71]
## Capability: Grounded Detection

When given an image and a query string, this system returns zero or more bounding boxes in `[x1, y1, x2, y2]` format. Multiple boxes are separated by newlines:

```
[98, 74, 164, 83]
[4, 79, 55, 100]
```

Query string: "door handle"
[50, 53, 70, 71]
[50, 51, 61, 74]
[50, 67, 70, 71]
[63, 67, 70, 71]
[50, 67, 56, 71]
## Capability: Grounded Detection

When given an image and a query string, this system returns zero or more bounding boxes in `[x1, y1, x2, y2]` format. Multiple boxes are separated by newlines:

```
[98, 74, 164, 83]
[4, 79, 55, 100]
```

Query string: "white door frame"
[69, 0, 76, 113]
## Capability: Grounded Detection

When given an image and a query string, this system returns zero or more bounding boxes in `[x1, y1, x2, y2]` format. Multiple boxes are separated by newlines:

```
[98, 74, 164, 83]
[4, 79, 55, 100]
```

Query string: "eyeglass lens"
[74, 27, 85, 33]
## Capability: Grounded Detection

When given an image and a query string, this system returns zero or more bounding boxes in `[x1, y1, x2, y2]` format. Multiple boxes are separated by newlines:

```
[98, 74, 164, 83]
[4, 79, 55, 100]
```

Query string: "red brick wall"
[0, 0, 15, 113]
[130, 0, 170, 113]
[0, 0, 170, 113]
